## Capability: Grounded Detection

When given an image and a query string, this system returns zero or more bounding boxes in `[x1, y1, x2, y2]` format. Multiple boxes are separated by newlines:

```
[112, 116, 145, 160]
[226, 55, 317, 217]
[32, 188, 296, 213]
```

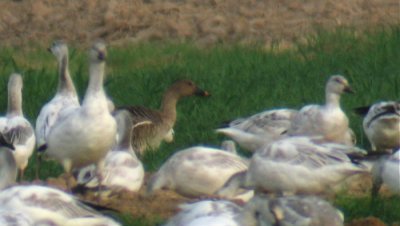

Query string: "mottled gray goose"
[216, 108, 298, 152]
[117, 79, 209, 155]
[0, 73, 35, 180]
[218, 136, 368, 196]
[35, 40, 80, 150]
[0, 185, 121, 226]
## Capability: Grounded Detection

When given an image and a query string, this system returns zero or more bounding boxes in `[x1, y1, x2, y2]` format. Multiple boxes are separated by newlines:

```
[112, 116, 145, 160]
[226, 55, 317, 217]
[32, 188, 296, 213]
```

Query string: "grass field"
[0, 27, 399, 225]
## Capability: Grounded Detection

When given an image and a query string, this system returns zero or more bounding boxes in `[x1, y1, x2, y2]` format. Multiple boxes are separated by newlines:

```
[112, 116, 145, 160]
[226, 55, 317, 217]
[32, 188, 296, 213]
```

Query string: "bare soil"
[41, 172, 397, 226]
[0, 0, 398, 48]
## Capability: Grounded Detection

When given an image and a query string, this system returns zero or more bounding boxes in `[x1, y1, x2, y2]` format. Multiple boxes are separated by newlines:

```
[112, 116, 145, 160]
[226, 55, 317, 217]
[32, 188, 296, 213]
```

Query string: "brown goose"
[117, 79, 209, 155]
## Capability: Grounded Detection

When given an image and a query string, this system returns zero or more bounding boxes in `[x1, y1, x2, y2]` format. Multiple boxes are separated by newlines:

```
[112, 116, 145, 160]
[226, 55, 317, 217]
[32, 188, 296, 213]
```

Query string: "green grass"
[0, 26, 399, 225]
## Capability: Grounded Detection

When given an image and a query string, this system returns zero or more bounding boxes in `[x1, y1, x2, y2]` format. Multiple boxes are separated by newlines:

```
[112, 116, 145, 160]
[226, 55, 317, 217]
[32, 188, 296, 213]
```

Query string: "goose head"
[48, 40, 68, 62]
[169, 79, 210, 98]
[90, 41, 107, 63]
[326, 75, 354, 95]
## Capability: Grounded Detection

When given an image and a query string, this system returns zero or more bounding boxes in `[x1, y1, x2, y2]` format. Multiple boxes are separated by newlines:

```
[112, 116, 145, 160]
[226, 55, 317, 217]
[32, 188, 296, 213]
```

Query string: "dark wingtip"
[354, 105, 371, 116]
[37, 144, 48, 152]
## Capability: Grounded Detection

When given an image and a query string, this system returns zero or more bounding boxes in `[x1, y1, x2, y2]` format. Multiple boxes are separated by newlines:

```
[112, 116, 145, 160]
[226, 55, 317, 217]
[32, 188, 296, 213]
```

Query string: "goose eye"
[334, 78, 342, 84]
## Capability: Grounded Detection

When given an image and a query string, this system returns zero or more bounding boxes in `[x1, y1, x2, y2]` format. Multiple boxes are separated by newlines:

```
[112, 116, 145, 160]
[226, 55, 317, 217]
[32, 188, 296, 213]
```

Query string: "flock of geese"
[0, 40, 398, 226]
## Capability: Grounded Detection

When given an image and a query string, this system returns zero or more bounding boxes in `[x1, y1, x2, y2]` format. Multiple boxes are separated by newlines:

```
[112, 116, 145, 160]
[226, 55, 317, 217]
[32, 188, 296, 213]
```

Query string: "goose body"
[165, 199, 242, 226]
[148, 145, 250, 199]
[0, 133, 16, 189]
[36, 40, 80, 148]
[381, 151, 400, 193]
[245, 136, 367, 195]
[216, 109, 298, 152]
[0, 74, 35, 179]
[287, 75, 353, 144]
[117, 79, 209, 155]
[241, 195, 344, 226]
[0, 185, 121, 226]
[45, 41, 117, 189]
[77, 110, 145, 193]
[358, 101, 400, 152]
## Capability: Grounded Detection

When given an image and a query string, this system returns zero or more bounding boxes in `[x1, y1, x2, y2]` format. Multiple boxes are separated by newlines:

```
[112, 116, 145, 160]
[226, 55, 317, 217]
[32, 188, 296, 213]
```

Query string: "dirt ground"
[0, 0, 398, 48]
[41, 172, 397, 226]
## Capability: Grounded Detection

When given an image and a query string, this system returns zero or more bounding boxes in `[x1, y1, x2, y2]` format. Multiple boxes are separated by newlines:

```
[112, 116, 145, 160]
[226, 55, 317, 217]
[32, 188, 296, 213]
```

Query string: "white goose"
[219, 136, 368, 195]
[241, 195, 344, 226]
[216, 109, 298, 152]
[287, 75, 354, 144]
[356, 101, 400, 152]
[0, 73, 35, 180]
[164, 199, 242, 226]
[148, 144, 252, 200]
[45, 41, 117, 190]
[371, 150, 400, 196]
[76, 110, 146, 194]
[0, 132, 16, 190]
[166, 195, 344, 226]
[36, 40, 80, 150]
[0, 185, 121, 226]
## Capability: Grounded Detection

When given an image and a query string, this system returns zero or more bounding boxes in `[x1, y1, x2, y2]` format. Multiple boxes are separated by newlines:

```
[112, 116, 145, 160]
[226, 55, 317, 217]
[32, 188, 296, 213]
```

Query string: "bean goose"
[355, 101, 400, 152]
[76, 110, 146, 194]
[286, 75, 354, 144]
[147, 144, 251, 200]
[0, 73, 35, 180]
[117, 79, 209, 155]
[218, 136, 368, 196]
[44, 41, 117, 191]
[216, 109, 298, 152]
[36, 40, 80, 150]
[0, 185, 121, 226]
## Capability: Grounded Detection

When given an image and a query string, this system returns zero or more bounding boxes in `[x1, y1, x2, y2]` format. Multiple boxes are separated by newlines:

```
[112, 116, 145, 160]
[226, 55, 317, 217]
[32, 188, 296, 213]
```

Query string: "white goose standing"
[45, 41, 117, 190]
[36, 40, 80, 149]
[77, 110, 146, 194]
[287, 75, 354, 144]
[0, 73, 35, 180]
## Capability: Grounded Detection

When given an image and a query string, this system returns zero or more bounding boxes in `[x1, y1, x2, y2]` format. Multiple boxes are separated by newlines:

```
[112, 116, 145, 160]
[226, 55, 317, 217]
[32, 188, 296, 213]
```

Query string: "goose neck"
[57, 55, 77, 95]
[325, 91, 341, 108]
[7, 85, 23, 117]
[160, 91, 179, 123]
[83, 61, 107, 107]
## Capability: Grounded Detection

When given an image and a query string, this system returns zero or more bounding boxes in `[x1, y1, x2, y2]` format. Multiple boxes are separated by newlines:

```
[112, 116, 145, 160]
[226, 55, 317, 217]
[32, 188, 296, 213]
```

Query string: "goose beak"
[195, 88, 210, 97]
[47, 47, 52, 53]
[98, 51, 106, 61]
[343, 85, 354, 94]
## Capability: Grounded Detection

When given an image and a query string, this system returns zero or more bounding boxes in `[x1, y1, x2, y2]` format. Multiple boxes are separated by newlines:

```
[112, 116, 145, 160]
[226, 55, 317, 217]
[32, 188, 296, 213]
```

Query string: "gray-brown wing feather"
[4, 125, 33, 145]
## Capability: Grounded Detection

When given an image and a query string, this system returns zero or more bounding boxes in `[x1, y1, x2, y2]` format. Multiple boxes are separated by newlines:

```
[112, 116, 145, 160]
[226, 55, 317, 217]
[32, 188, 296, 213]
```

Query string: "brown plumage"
[117, 79, 210, 155]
